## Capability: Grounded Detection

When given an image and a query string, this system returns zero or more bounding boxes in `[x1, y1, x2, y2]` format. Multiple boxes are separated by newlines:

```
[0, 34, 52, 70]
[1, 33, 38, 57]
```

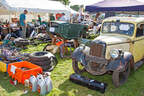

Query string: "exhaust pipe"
[69, 73, 107, 93]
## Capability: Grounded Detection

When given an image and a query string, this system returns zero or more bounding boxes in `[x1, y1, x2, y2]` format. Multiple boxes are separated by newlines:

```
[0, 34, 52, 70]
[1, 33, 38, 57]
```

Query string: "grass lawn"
[0, 44, 144, 96]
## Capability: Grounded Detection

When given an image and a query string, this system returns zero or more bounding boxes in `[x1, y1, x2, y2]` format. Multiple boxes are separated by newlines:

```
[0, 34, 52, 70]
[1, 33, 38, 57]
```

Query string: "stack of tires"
[29, 51, 58, 71]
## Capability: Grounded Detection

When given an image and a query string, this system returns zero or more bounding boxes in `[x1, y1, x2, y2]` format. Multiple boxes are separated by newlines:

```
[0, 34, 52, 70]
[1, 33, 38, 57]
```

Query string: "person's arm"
[23, 14, 26, 26]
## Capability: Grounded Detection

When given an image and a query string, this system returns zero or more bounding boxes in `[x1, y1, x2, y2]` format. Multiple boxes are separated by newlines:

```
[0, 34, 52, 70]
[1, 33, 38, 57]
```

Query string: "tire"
[72, 59, 86, 74]
[29, 51, 53, 59]
[29, 57, 50, 61]
[31, 57, 57, 71]
[29, 51, 58, 71]
[112, 62, 130, 88]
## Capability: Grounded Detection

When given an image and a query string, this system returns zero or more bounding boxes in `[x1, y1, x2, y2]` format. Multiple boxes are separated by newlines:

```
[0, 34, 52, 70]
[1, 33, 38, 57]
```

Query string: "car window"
[102, 22, 134, 36]
[136, 24, 144, 37]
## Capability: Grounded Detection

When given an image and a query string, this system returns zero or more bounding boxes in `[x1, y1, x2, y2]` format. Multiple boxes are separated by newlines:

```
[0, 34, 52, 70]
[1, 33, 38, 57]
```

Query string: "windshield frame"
[101, 21, 135, 36]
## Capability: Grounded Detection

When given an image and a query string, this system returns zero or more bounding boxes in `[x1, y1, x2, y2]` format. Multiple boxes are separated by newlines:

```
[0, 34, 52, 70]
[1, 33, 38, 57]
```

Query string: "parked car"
[72, 17, 144, 87]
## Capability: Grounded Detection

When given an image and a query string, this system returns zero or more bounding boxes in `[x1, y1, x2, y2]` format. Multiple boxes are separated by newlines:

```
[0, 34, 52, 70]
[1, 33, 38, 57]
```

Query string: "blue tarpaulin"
[85, 0, 144, 12]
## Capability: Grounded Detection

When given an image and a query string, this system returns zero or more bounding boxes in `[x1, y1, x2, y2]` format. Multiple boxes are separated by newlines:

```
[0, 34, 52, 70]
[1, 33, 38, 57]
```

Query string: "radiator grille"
[90, 42, 105, 58]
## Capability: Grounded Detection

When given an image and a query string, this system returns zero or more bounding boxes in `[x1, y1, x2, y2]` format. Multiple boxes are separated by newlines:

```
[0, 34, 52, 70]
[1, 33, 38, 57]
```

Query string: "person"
[59, 13, 69, 21]
[19, 10, 28, 38]
[70, 14, 74, 23]
[38, 15, 42, 25]
[136, 24, 144, 37]
[56, 13, 62, 20]
[49, 13, 55, 21]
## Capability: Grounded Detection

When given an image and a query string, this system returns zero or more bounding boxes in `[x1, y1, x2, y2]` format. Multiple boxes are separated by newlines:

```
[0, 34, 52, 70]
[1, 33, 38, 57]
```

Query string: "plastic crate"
[0, 58, 22, 73]
[0, 61, 8, 72]
[7, 61, 43, 84]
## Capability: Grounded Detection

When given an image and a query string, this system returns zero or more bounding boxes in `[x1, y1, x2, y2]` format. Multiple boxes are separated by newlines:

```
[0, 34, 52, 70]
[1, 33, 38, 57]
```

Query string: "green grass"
[0, 44, 144, 96]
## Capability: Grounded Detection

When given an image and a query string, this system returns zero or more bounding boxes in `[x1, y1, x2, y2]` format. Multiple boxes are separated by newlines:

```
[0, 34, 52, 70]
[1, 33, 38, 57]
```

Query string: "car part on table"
[14, 38, 30, 47]
[29, 51, 58, 71]
[70, 73, 107, 93]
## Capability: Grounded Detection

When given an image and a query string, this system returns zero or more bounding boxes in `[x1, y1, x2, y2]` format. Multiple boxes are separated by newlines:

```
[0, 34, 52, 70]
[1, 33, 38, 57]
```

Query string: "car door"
[132, 24, 144, 63]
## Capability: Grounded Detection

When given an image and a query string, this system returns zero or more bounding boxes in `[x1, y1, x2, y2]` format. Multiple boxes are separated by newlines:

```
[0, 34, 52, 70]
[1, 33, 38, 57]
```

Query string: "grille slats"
[90, 42, 105, 58]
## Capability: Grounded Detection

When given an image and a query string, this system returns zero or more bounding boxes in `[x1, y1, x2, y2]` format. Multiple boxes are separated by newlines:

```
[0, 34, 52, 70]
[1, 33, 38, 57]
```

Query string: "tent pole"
[8, 10, 11, 33]
[138, 11, 139, 17]
[9, 11, 11, 23]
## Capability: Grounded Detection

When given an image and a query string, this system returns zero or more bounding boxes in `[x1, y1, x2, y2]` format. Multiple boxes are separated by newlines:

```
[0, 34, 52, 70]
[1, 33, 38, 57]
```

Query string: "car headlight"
[110, 49, 120, 59]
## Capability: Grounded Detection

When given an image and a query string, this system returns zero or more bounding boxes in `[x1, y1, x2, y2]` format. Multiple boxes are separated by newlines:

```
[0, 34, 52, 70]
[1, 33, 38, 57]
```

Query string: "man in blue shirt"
[19, 10, 28, 38]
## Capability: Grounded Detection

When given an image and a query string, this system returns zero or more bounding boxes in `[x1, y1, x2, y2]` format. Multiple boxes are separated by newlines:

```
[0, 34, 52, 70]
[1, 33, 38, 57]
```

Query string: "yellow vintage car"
[72, 17, 144, 87]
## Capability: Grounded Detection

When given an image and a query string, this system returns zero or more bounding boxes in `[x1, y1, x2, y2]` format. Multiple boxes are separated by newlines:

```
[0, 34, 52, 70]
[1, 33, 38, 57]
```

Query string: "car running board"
[134, 61, 143, 70]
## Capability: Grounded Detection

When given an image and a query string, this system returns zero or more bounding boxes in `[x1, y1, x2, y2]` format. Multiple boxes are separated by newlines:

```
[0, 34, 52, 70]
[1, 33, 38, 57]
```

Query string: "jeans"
[21, 26, 26, 38]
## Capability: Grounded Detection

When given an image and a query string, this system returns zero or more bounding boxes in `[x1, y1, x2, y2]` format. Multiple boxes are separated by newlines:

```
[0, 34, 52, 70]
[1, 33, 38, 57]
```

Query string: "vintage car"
[72, 17, 144, 87]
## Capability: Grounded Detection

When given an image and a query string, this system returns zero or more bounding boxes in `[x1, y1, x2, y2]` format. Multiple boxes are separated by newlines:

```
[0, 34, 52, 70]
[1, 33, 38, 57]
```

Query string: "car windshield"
[102, 22, 135, 36]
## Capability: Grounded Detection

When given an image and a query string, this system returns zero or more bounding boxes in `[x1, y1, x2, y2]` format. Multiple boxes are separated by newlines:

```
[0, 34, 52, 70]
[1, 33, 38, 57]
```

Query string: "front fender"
[72, 46, 87, 66]
[106, 52, 133, 72]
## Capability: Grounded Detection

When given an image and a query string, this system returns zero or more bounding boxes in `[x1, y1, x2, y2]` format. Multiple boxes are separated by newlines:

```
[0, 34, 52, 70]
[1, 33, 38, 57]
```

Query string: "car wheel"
[72, 59, 86, 74]
[112, 62, 130, 88]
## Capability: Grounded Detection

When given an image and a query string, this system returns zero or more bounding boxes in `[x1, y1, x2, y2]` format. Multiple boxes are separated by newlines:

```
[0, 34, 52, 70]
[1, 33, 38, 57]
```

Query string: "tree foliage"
[52, 0, 70, 5]
[70, 5, 80, 11]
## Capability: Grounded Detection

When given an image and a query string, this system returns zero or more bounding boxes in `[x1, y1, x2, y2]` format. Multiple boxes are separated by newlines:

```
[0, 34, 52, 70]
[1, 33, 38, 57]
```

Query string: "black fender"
[106, 52, 134, 72]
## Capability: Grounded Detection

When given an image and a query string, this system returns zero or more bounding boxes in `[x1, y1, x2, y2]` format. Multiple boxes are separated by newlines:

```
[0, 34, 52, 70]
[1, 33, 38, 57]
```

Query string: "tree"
[52, 0, 70, 5]
[70, 5, 80, 11]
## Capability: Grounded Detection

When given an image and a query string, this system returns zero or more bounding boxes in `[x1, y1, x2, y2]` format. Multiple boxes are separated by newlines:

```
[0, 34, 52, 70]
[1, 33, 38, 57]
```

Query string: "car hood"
[93, 34, 131, 45]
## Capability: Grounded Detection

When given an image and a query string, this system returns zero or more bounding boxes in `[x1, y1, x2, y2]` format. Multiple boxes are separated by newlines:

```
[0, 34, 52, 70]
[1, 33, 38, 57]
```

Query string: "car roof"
[103, 16, 144, 23]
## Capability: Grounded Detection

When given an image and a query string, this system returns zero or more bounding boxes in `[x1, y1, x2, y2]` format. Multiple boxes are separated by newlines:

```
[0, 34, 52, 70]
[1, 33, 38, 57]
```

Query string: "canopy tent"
[85, 0, 144, 12]
[0, 0, 71, 14]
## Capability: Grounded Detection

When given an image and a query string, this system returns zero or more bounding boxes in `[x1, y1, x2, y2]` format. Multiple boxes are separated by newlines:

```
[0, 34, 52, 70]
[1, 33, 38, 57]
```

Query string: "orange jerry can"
[7, 61, 43, 84]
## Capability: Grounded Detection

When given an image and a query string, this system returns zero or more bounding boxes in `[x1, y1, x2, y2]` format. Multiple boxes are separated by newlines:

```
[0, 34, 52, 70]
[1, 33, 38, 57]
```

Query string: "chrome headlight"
[110, 49, 120, 59]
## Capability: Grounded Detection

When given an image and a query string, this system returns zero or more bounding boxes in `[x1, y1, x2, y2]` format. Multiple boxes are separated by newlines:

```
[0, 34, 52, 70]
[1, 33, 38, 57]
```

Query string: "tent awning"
[0, 0, 71, 14]
[85, 0, 144, 12]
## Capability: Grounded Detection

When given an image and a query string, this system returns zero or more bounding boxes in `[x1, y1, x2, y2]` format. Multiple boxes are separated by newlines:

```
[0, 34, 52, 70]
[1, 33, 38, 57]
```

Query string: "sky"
[70, 0, 144, 6]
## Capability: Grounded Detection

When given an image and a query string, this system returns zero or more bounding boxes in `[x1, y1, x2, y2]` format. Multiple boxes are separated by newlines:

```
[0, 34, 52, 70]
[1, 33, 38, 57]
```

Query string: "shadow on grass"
[0, 72, 19, 93]
[0, 72, 40, 96]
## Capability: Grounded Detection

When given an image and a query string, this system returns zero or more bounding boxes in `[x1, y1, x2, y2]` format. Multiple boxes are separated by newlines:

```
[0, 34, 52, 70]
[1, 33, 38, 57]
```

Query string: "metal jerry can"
[37, 74, 47, 95]
[44, 73, 53, 93]
[29, 75, 37, 92]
